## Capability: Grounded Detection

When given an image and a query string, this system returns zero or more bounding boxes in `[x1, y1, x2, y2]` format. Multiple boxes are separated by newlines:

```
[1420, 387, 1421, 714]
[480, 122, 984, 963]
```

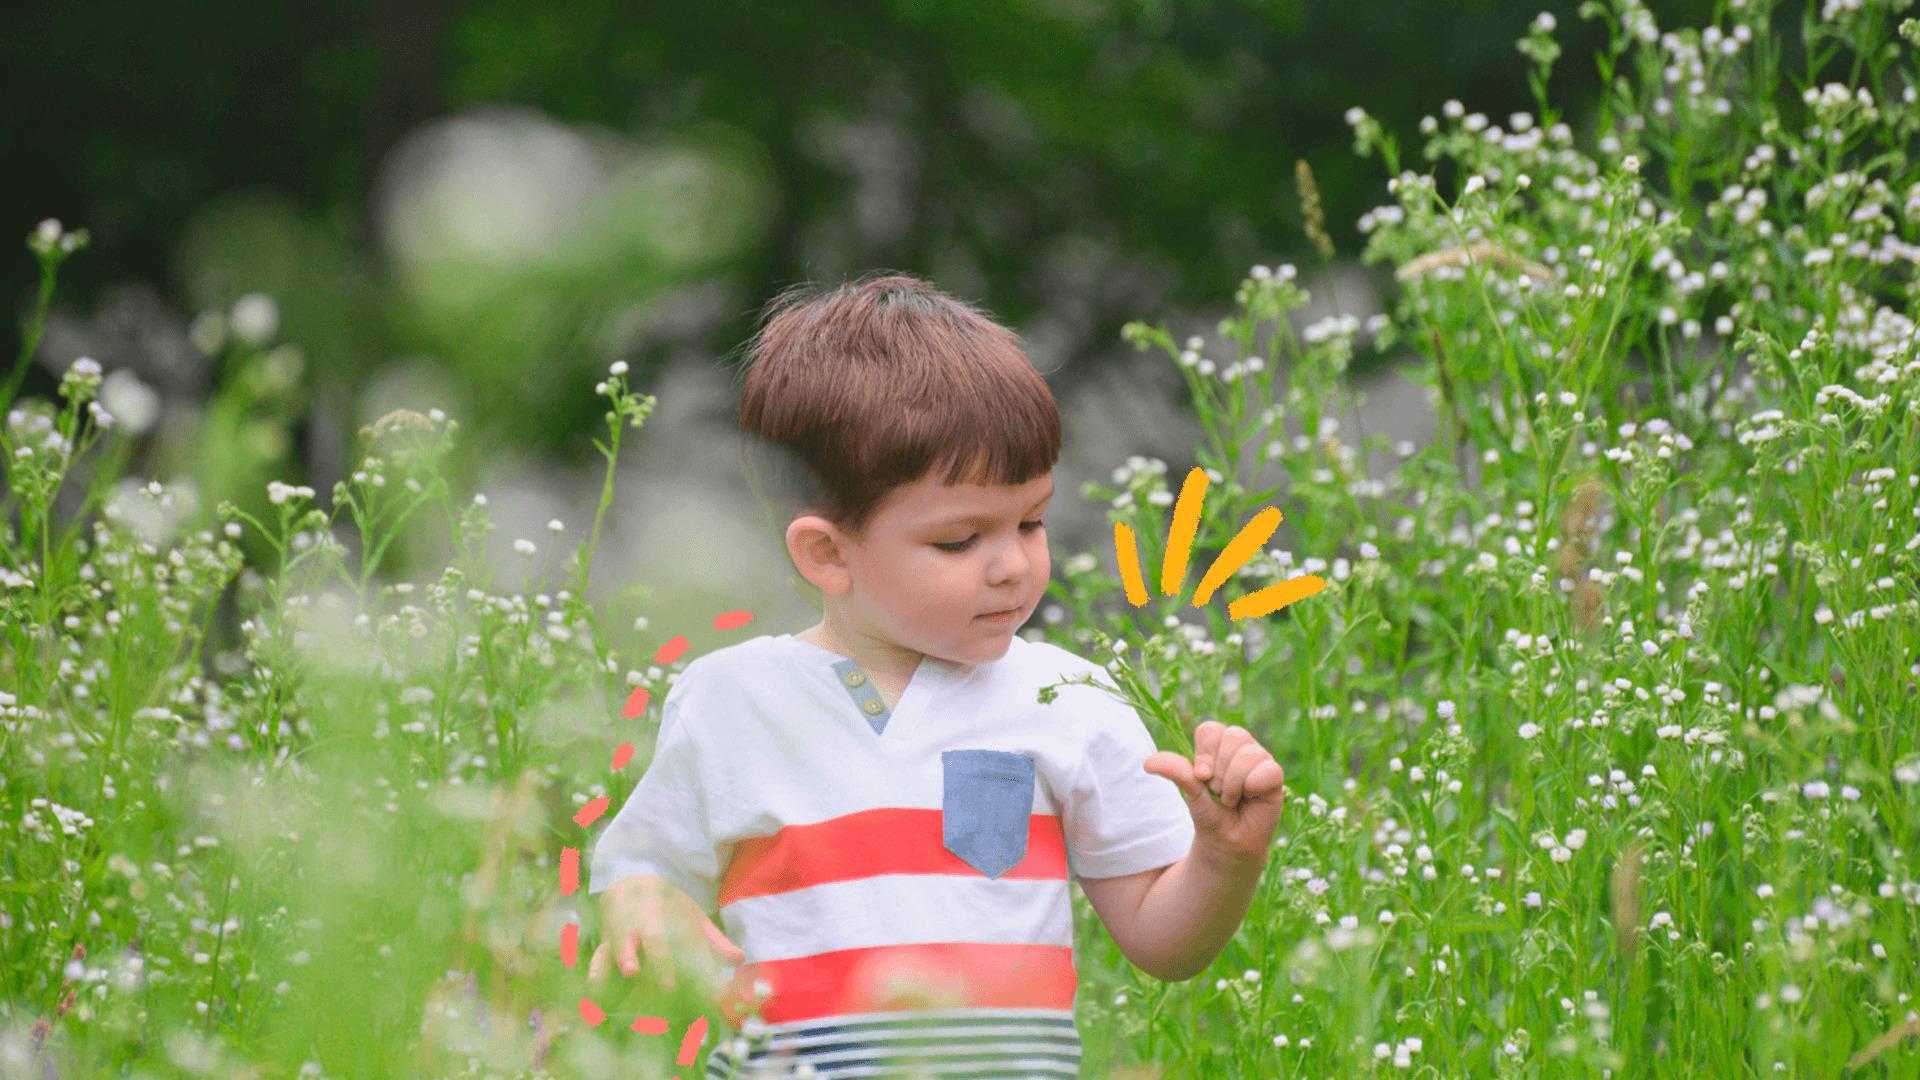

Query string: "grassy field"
[6, 0, 1920, 1075]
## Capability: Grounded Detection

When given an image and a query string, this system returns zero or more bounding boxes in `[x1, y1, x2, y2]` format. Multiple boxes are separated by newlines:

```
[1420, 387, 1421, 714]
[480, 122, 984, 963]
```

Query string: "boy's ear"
[786, 515, 853, 597]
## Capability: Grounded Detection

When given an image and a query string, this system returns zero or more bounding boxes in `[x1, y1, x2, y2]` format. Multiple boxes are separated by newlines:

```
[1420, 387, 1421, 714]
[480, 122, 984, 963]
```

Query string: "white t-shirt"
[588, 631, 1195, 1078]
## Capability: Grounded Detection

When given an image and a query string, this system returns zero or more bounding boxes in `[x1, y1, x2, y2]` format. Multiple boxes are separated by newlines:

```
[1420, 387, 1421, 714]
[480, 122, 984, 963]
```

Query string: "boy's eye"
[933, 520, 1045, 553]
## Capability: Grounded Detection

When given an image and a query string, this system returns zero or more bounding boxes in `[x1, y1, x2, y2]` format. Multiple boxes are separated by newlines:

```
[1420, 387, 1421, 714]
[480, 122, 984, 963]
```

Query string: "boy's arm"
[1077, 840, 1269, 982]
[587, 666, 747, 985]
[588, 670, 725, 911]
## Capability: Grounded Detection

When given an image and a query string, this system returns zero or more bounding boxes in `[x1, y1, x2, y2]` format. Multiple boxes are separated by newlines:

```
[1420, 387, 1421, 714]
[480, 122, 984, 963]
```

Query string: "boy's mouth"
[976, 606, 1023, 622]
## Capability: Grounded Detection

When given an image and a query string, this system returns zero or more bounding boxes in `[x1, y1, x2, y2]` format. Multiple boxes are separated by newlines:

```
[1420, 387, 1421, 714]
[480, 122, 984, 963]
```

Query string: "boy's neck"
[797, 617, 936, 687]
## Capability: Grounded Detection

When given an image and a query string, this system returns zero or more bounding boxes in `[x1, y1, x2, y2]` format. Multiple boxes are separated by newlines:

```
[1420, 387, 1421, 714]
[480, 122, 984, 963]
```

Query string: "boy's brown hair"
[733, 271, 1061, 544]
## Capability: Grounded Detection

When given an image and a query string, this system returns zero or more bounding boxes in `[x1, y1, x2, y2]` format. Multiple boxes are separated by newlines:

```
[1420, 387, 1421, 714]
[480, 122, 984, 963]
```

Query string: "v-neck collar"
[777, 632, 960, 737]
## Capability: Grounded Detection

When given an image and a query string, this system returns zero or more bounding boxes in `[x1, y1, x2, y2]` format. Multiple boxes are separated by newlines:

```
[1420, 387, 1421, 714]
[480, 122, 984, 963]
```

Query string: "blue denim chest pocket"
[941, 749, 1036, 879]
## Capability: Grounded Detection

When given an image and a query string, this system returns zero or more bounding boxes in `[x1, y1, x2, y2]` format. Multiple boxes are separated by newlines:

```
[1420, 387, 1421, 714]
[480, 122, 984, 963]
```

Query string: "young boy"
[587, 273, 1286, 1077]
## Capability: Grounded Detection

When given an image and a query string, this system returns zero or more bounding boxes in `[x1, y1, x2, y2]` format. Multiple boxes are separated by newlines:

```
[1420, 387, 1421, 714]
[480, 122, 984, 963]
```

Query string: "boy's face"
[788, 467, 1054, 666]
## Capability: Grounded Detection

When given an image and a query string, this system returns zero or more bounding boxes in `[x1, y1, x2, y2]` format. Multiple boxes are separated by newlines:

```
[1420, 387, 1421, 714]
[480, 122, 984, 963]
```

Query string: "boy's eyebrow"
[928, 483, 1055, 527]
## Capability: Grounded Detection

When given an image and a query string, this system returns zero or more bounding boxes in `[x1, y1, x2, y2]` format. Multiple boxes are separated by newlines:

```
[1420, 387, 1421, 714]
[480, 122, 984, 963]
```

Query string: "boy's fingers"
[1206, 728, 1250, 793]
[587, 941, 609, 983]
[1143, 750, 1207, 804]
[619, 930, 642, 977]
[648, 926, 682, 990]
[702, 919, 746, 965]
[1246, 759, 1286, 804]
[1192, 721, 1226, 779]
[1219, 746, 1268, 808]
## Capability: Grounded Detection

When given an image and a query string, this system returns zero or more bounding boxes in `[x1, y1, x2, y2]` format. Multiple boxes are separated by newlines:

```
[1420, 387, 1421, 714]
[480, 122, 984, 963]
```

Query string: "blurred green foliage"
[5, 0, 1721, 465]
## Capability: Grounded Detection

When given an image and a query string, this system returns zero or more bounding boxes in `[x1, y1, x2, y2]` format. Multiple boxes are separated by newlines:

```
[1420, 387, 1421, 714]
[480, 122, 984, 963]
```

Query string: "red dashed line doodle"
[623, 686, 651, 719]
[561, 608, 755, 1075]
[572, 797, 610, 828]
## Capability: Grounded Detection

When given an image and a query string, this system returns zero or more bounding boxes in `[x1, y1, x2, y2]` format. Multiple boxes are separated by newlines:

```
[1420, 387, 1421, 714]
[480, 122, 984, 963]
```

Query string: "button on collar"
[828, 654, 893, 736]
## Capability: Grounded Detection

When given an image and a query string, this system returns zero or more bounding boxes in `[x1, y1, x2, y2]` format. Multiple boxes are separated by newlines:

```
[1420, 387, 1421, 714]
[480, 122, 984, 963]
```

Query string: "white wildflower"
[229, 293, 281, 346]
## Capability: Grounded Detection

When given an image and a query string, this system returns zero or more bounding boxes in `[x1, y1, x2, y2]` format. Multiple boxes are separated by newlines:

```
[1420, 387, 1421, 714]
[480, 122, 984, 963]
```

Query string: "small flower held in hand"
[1144, 719, 1286, 860]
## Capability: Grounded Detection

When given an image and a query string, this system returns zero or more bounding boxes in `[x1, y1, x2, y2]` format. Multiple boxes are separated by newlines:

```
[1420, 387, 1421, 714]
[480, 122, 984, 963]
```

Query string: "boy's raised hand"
[1143, 719, 1285, 861]
[587, 874, 746, 990]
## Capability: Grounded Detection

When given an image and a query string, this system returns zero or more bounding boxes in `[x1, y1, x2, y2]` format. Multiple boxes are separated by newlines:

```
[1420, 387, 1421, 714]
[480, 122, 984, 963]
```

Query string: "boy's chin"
[911, 622, 1021, 666]
[953, 630, 1018, 662]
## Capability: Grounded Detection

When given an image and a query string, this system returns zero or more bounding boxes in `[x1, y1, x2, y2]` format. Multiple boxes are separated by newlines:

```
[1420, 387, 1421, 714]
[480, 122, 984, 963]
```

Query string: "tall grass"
[1054, 1, 1920, 1074]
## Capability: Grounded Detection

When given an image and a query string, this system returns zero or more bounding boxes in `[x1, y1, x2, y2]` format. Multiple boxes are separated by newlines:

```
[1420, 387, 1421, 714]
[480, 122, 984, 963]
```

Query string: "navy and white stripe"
[703, 1007, 1083, 1078]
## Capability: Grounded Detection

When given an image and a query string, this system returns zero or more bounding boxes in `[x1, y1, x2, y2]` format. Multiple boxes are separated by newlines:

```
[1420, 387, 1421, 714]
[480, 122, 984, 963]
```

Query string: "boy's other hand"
[587, 874, 746, 989]
[1143, 719, 1285, 862]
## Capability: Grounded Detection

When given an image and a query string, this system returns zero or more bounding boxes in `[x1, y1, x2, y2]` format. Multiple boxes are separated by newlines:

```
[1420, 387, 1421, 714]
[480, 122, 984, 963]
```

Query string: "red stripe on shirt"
[717, 809, 1068, 905]
[718, 941, 1078, 1025]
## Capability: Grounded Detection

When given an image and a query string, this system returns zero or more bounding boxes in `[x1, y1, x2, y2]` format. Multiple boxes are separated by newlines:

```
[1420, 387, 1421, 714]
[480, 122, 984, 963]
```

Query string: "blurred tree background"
[5, 0, 1715, 594]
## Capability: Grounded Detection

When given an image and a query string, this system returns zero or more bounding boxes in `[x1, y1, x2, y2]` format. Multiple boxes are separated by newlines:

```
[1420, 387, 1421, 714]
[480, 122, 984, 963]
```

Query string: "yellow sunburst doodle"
[1113, 466, 1327, 622]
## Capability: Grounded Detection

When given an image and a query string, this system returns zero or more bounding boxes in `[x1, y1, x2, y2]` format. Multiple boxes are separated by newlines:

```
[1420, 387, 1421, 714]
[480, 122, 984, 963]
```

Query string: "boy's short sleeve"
[1060, 667, 1196, 881]
[587, 672, 724, 911]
